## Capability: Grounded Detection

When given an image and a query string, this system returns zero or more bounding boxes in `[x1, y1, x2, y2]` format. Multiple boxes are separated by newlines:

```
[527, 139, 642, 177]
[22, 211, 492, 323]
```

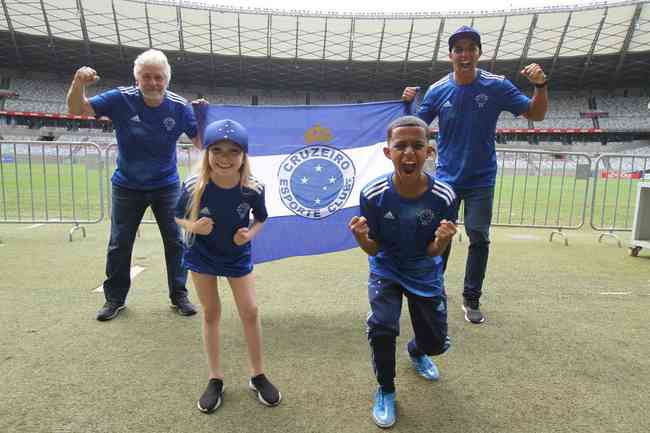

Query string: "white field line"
[20, 219, 61, 229]
[22, 224, 45, 229]
[93, 266, 146, 293]
[598, 291, 632, 296]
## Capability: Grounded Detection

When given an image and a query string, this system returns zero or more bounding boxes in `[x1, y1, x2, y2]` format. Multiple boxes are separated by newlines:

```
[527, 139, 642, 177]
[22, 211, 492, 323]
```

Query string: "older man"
[67, 49, 202, 321]
[403, 26, 548, 324]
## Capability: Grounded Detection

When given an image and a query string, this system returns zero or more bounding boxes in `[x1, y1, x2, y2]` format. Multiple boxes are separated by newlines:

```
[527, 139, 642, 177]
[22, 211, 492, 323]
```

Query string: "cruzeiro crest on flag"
[278, 145, 356, 219]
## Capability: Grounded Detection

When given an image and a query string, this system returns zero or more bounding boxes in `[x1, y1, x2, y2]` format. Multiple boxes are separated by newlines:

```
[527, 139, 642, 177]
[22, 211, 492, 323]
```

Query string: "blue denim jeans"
[103, 183, 188, 304]
[443, 186, 494, 301]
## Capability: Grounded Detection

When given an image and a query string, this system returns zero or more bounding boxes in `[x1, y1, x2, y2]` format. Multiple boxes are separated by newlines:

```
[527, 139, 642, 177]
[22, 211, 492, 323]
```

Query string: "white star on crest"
[315, 198, 321, 205]
[301, 176, 309, 184]
[329, 176, 336, 184]
[322, 186, 328, 191]
[315, 164, 323, 172]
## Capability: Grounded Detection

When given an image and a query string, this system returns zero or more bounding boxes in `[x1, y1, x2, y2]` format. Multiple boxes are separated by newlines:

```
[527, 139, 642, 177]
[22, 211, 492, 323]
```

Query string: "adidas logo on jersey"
[199, 206, 211, 216]
[383, 211, 395, 220]
[442, 101, 452, 108]
[130, 115, 141, 122]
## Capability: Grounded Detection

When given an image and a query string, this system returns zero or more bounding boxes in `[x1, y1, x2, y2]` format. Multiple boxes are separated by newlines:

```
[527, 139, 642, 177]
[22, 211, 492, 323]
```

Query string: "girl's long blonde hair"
[185, 145, 252, 223]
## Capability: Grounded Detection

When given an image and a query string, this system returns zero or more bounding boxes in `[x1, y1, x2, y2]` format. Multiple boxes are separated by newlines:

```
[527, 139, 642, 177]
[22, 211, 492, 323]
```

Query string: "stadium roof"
[0, 0, 649, 91]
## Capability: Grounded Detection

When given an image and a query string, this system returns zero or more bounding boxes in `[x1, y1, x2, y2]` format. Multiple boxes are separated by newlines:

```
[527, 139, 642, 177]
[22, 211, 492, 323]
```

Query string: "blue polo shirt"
[90, 86, 197, 190]
[417, 69, 531, 189]
[360, 173, 458, 297]
[175, 175, 268, 277]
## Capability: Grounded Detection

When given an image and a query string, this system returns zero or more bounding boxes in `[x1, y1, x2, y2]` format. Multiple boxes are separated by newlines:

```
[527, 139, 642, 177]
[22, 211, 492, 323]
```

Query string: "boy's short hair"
[386, 115, 430, 142]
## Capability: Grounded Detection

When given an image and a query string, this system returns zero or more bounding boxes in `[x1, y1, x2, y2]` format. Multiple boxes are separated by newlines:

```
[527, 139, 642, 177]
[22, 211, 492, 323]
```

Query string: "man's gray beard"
[139, 87, 166, 100]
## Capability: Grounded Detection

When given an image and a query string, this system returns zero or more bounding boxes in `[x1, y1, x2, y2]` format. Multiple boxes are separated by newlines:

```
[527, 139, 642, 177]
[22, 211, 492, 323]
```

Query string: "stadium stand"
[0, 71, 647, 128]
[595, 95, 650, 130]
[531, 93, 593, 129]
[2, 73, 647, 132]
[625, 145, 650, 156]
[497, 115, 531, 129]
[2, 72, 411, 110]
[0, 0, 649, 152]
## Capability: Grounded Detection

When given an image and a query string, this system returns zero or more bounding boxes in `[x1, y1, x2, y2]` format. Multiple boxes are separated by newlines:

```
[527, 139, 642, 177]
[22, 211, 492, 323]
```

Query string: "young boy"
[348, 115, 458, 428]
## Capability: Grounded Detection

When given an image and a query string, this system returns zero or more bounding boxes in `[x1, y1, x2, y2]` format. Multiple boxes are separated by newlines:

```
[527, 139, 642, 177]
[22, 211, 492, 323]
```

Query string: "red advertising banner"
[600, 170, 641, 179]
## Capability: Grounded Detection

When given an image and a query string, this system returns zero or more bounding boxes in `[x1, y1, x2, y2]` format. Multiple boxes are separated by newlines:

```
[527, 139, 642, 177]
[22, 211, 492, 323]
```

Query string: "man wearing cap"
[67, 49, 203, 321]
[402, 26, 548, 324]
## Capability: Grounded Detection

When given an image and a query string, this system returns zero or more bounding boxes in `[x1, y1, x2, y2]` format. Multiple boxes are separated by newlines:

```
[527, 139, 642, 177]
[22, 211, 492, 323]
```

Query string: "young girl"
[175, 118, 281, 413]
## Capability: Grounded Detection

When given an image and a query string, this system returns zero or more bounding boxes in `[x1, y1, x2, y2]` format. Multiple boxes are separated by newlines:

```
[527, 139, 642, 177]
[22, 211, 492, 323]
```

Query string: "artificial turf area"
[1, 222, 648, 433]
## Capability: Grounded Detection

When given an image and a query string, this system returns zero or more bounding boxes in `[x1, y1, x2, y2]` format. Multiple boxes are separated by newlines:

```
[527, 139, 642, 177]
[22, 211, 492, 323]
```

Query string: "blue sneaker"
[372, 388, 396, 428]
[409, 353, 440, 381]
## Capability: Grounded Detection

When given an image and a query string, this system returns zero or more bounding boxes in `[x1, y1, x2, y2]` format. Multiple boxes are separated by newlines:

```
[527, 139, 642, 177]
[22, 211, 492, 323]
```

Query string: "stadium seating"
[595, 95, 649, 130]
[497, 115, 530, 129]
[529, 93, 592, 129]
[1, 72, 649, 134]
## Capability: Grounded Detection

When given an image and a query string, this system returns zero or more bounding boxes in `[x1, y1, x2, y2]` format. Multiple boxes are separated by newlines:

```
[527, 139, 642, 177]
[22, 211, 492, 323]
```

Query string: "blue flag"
[194, 100, 415, 263]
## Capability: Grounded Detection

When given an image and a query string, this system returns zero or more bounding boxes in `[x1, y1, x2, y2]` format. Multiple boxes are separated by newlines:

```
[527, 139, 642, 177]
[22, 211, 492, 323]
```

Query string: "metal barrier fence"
[2, 141, 646, 247]
[0, 140, 104, 240]
[590, 153, 650, 246]
[429, 149, 593, 245]
[492, 149, 592, 245]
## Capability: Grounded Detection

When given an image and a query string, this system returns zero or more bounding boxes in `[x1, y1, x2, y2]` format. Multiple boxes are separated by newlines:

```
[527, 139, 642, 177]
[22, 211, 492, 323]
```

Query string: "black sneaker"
[197, 378, 224, 413]
[462, 298, 485, 324]
[96, 301, 125, 321]
[249, 374, 281, 407]
[171, 297, 197, 316]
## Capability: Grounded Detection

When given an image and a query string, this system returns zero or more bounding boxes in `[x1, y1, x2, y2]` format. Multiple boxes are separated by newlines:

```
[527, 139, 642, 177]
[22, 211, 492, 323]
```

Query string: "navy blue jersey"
[90, 87, 197, 190]
[417, 69, 530, 189]
[175, 176, 267, 277]
[360, 173, 458, 297]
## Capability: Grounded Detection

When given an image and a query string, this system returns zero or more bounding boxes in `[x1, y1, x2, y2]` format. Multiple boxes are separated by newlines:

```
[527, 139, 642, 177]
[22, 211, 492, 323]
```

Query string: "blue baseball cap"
[448, 25, 482, 51]
[202, 118, 248, 152]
